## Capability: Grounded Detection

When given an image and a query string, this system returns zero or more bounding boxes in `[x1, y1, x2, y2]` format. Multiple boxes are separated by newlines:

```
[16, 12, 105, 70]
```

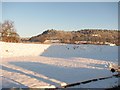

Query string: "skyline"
[1, 2, 118, 37]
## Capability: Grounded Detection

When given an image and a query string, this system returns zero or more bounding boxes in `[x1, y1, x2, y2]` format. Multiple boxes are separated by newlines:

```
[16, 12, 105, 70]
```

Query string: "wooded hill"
[29, 29, 120, 46]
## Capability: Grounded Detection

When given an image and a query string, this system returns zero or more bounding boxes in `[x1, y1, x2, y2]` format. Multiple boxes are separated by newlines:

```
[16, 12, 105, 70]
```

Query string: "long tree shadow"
[1, 65, 60, 86]
[2, 76, 28, 88]
[9, 62, 112, 84]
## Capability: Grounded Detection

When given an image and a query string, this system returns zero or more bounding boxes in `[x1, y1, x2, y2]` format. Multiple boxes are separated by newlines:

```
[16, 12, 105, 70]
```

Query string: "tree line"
[29, 29, 120, 46]
[0, 20, 119, 45]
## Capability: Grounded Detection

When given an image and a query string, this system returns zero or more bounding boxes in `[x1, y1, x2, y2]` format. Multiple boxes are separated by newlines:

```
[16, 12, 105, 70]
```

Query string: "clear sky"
[2, 2, 118, 37]
[2, 0, 120, 2]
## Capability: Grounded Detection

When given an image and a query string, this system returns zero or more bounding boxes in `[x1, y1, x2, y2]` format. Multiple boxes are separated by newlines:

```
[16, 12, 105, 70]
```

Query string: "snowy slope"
[41, 44, 118, 62]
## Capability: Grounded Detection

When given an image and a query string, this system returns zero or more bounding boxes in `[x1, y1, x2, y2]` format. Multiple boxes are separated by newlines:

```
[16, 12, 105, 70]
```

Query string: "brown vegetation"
[0, 20, 20, 43]
[29, 29, 120, 46]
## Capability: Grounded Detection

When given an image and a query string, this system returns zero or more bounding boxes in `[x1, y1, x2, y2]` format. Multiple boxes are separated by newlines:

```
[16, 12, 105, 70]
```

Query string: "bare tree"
[0, 20, 20, 42]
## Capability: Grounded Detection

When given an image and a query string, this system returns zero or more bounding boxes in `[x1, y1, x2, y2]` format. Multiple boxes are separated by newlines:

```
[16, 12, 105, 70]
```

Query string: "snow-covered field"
[0, 42, 119, 89]
[0, 42, 51, 58]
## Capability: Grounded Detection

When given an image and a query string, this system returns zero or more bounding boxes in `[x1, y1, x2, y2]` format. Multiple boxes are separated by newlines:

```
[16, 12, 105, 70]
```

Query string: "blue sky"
[2, 2, 118, 37]
[2, 0, 120, 2]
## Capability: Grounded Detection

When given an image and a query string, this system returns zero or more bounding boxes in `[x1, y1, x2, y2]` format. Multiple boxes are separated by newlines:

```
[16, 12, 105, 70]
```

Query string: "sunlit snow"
[0, 42, 119, 89]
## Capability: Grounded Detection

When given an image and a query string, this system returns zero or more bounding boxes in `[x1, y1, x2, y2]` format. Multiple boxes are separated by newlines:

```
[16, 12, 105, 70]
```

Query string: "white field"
[0, 42, 51, 58]
[0, 42, 119, 89]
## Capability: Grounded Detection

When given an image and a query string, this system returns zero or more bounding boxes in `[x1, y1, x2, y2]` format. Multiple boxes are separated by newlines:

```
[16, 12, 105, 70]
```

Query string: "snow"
[0, 42, 119, 88]
[71, 77, 119, 88]
[1, 77, 28, 88]
[41, 44, 118, 62]
[0, 42, 51, 58]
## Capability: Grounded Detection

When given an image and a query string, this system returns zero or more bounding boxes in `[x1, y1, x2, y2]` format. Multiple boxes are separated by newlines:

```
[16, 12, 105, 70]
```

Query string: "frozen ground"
[0, 42, 119, 89]
[41, 44, 118, 62]
[0, 42, 51, 58]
